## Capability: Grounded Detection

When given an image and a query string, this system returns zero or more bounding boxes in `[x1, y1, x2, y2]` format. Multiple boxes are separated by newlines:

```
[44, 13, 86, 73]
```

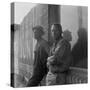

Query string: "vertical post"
[48, 4, 60, 45]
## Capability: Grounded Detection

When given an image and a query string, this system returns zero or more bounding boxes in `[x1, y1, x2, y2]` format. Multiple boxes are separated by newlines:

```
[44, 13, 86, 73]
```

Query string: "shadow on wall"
[71, 28, 88, 68]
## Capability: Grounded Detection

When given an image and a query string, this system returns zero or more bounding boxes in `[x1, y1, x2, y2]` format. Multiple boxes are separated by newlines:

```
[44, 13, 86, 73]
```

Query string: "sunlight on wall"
[15, 2, 37, 24]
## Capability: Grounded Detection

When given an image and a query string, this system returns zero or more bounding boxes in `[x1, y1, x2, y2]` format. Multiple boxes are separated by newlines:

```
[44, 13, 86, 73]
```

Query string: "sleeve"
[54, 41, 72, 72]
[55, 41, 68, 58]
[26, 46, 48, 87]
[48, 41, 67, 66]
[50, 40, 72, 72]
[54, 40, 70, 63]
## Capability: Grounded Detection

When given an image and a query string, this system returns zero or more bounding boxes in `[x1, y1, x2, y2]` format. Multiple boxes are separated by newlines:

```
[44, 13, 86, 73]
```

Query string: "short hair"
[51, 24, 62, 34]
[32, 25, 44, 36]
[63, 30, 71, 35]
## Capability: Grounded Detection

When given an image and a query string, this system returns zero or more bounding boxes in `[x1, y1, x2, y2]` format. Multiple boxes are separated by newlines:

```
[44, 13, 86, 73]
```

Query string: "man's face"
[51, 25, 61, 40]
[33, 29, 40, 39]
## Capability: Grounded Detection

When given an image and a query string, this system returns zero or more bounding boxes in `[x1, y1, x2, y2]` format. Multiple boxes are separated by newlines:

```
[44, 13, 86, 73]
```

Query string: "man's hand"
[47, 56, 55, 67]
[47, 56, 54, 62]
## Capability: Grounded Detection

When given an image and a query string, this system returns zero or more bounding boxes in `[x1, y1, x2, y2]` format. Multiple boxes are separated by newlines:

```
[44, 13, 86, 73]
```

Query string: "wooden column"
[48, 4, 60, 45]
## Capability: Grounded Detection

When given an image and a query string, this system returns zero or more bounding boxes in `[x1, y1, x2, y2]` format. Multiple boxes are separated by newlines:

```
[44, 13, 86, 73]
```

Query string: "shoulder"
[59, 39, 71, 48]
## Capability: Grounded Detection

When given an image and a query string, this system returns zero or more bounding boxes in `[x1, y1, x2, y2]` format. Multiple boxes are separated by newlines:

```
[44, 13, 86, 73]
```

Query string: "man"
[63, 30, 72, 42]
[46, 24, 72, 85]
[26, 25, 49, 87]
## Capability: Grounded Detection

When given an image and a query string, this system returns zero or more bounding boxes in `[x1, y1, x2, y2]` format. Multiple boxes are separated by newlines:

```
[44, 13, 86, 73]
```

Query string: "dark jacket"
[27, 40, 49, 86]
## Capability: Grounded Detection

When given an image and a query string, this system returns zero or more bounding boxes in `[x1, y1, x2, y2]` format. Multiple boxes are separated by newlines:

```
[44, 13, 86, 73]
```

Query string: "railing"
[12, 66, 87, 87]
[66, 67, 88, 84]
[41, 67, 88, 86]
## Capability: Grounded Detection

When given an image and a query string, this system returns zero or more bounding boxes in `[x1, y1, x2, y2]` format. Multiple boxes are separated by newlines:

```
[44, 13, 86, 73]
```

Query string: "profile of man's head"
[32, 25, 44, 39]
[63, 30, 72, 42]
[51, 24, 62, 40]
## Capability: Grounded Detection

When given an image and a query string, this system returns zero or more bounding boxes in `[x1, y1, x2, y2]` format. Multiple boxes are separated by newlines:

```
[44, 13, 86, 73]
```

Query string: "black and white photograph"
[11, 2, 88, 88]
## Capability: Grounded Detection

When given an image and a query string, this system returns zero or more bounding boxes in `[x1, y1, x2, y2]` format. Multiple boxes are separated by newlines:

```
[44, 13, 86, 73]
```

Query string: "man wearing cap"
[46, 24, 72, 85]
[26, 25, 49, 87]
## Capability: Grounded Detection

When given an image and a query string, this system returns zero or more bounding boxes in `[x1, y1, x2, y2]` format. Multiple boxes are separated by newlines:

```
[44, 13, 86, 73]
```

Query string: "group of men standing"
[26, 24, 73, 87]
